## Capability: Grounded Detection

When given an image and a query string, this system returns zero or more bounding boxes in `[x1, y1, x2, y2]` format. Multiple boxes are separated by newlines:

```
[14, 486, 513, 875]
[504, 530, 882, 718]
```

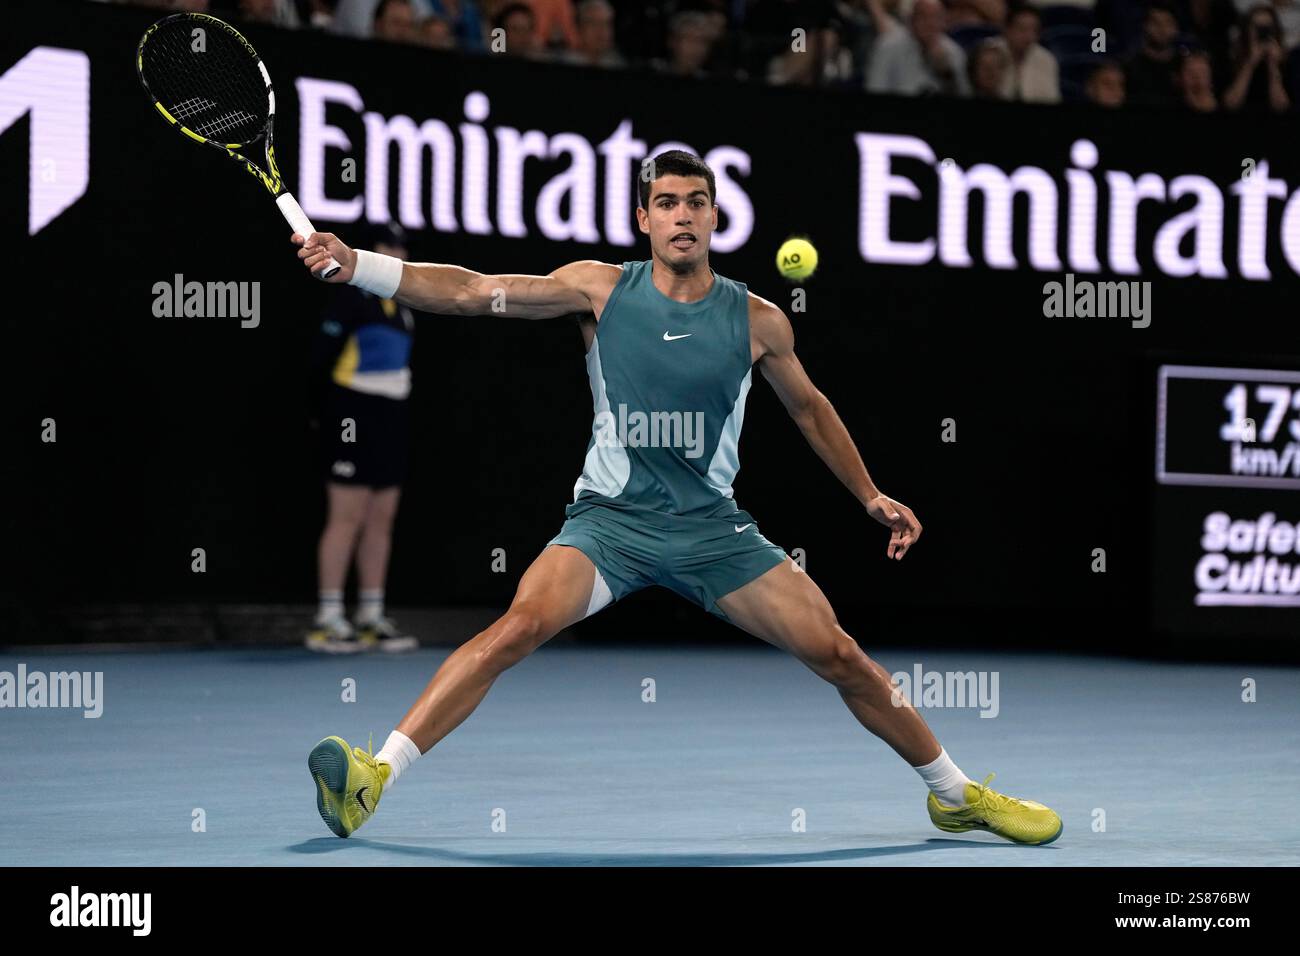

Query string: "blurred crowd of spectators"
[107, 0, 1300, 112]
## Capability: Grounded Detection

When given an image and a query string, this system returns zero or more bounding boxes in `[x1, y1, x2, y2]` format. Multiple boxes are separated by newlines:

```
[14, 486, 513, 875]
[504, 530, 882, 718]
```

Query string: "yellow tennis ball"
[776, 238, 818, 282]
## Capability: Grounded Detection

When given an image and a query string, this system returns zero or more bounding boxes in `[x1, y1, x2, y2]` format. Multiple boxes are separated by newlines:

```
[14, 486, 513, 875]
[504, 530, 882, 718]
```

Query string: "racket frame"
[136, 13, 341, 279]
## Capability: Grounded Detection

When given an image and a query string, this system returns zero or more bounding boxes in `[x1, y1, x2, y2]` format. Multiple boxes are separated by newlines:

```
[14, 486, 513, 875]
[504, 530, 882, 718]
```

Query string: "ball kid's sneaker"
[305, 616, 365, 654]
[354, 615, 419, 653]
[308, 735, 392, 838]
[927, 772, 1062, 845]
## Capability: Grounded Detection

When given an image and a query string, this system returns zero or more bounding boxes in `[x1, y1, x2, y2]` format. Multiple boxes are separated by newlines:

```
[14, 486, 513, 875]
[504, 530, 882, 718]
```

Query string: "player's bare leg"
[716, 559, 1063, 843]
[715, 558, 940, 765]
[394, 544, 599, 751]
[310, 544, 600, 836]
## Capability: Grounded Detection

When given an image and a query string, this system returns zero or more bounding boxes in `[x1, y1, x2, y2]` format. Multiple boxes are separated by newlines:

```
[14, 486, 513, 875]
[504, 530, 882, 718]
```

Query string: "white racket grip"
[277, 192, 341, 279]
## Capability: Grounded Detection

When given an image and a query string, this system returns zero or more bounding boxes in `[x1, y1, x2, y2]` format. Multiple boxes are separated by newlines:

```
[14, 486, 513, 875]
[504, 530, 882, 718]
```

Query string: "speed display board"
[1158, 366, 1300, 490]
[1154, 364, 1300, 635]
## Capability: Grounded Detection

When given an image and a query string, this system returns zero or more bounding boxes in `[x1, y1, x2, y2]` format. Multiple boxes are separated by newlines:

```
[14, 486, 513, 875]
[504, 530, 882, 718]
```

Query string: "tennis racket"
[137, 13, 340, 278]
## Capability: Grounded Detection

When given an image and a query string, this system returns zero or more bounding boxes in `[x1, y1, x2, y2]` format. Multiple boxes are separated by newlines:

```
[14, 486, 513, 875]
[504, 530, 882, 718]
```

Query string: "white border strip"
[1195, 593, 1300, 607]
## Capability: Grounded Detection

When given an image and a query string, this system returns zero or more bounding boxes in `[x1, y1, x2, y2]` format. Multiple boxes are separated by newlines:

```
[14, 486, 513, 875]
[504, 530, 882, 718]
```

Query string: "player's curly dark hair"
[636, 149, 716, 209]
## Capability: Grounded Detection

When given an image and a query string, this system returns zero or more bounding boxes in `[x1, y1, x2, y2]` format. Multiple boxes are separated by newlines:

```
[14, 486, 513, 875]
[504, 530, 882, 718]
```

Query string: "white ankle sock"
[316, 590, 344, 624]
[375, 730, 421, 789]
[357, 589, 385, 625]
[913, 747, 974, 808]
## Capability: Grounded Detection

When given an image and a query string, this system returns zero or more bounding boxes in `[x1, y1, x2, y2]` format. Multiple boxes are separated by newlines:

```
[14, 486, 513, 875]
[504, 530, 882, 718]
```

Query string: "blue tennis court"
[3, 644, 1295, 866]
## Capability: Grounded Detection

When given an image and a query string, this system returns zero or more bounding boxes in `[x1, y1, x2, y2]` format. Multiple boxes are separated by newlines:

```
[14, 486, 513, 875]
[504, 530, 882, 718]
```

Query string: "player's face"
[638, 174, 716, 271]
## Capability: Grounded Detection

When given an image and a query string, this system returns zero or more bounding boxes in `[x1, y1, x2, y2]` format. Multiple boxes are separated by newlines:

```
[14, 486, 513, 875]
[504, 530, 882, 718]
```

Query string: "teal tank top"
[571, 260, 753, 518]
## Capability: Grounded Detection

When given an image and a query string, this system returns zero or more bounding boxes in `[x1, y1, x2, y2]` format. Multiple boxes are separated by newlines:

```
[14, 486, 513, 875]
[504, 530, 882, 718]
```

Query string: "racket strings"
[142, 20, 269, 146]
[170, 97, 259, 141]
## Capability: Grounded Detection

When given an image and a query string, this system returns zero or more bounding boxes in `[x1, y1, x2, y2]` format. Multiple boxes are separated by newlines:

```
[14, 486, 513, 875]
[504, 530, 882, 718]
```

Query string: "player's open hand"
[292, 231, 355, 282]
[866, 494, 922, 560]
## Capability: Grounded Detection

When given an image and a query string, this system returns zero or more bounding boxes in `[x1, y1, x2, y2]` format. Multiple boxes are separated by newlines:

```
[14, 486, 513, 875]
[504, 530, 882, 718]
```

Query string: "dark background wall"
[4, 1, 1297, 655]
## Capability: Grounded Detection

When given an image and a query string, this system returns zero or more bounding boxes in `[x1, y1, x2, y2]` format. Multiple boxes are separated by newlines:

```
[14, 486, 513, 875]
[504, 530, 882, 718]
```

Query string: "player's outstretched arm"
[751, 295, 922, 560]
[292, 231, 614, 319]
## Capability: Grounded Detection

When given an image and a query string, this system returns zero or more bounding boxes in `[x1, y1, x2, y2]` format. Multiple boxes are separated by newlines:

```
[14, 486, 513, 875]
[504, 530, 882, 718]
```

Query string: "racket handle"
[276, 192, 341, 280]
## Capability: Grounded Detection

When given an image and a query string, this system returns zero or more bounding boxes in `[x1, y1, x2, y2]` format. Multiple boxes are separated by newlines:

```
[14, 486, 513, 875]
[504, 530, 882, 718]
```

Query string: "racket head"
[137, 13, 282, 193]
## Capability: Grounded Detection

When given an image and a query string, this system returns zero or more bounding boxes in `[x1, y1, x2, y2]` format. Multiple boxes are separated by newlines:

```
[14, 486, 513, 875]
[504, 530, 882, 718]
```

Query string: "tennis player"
[295, 150, 1062, 846]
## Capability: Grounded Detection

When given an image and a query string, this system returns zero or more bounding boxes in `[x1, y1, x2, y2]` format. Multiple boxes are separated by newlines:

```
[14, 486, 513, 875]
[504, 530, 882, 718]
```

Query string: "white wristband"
[348, 249, 403, 298]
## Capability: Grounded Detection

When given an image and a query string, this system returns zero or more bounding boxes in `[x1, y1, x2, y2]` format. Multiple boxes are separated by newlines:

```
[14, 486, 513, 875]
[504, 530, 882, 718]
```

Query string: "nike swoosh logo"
[356, 786, 371, 813]
[735, 523, 752, 533]
[663, 332, 693, 341]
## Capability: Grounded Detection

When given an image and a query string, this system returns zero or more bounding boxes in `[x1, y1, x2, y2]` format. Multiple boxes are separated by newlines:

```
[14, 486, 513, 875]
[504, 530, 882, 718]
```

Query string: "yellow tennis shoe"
[308, 735, 391, 838]
[927, 772, 1062, 845]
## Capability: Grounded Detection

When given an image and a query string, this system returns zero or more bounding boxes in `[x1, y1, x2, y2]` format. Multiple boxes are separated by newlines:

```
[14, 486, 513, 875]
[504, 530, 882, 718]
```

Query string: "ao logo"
[0, 47, 91, 234]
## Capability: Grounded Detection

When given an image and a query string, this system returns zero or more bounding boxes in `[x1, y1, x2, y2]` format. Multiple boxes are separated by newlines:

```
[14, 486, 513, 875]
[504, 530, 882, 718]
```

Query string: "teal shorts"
[547, 495, 788, 620]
